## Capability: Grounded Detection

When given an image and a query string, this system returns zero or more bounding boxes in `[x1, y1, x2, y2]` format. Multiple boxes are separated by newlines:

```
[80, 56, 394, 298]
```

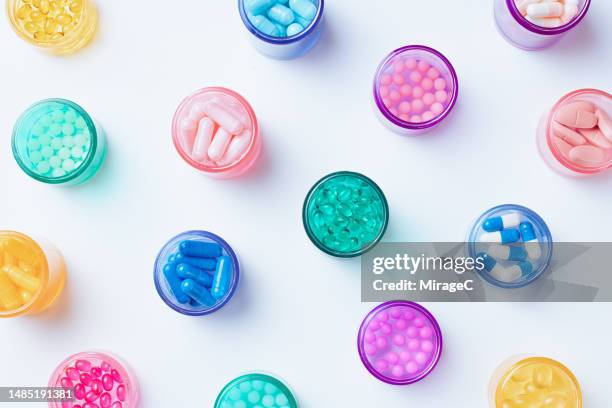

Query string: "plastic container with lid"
[357, 301, 443, 385]
[302, 171, 389, 258]
[154, 230, 240, 316]
[12, 98, 107, 185]
[238, 0, 324, 59]
[215, 372, 298, 408]
[494, 0, 591, 50]
[537, 88, 612, 177]
[0, 230, 66, 318]
[373, 45, 458, 135]
[172, 87, 262, 179]
[6, 0, 98, 54]
[489, 356, 581, 408]
[467, 204, 553, 289]
[48, 350, 139, 408]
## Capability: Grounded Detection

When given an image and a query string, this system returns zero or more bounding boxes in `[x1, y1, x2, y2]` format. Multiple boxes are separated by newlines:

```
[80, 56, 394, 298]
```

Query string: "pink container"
[537, 88, 612, 177]
[172, 87, 261, 179]
[48, 351, 139, 408]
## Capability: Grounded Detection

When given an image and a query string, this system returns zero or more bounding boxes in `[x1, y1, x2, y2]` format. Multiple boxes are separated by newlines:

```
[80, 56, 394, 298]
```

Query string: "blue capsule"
[286, 22, 304, 36]
[174, 253, 216, 270]
[289, 0, 317, 20]
[245, 0, 275, 15]
[482, 213, 521, 232]
[480, 229, 520, 244]
[181, 279, 216, 307]
[518, 261, 533, 276]
[176, 263, 213, 287]
[163, 263, 190, 304]
[520, 222, 537, 242]
[211, 256, 233, 300]
[488, 244, 528, 262]
[478, 252, 497, 272]
[249, 15, 280, 36]
[179, 240, 222, 258]
[267, 4, 295, 25]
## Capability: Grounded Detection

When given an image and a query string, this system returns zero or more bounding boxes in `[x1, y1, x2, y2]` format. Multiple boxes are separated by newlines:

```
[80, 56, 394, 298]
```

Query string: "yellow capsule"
[534, 365, 554, 388]
[69, 0, 82, 13]
[56, 13, 72, 25]
[29, 10, 45, 21]
[20, 289, 33, 304]
[51, 32, 64, 40]
[2, 239, 36, 265]
[45, 17, 58, 34]
[3, 265, 40, 293]
[23, 0, 32, 3]
[39, 0, 50, 14]
[32, 0, 41, 7]
[0, 270, 22, 310]
[18, 260, 36, 276]
[16, 4, 33, 19]
[3, 252, 16, 266]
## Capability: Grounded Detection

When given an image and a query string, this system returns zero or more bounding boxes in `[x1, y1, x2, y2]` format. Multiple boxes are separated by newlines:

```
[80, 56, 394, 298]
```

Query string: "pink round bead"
[389, 307, 402, 318]
[395, 319, 407, 330]
[421, 78, 433, 91]
[389, 107, 399, 117]
[431, 103, 444, 115]
[398, 101, 411, 114]
[414, 318, 425, 328]
[417, 60, 430, 72]
[375, 337, 388, 349]
[398, 113, 410, 122]
[410, 115, 421, 123]
[381, 322, 392, 335]
[364, 343, 377, 356]
[422, 111, 435, 122]
[412, 87, 424, 99]
[400, 351, 411, 362]
[409, 71, 422, 83]
[422, 93, 435, 105]
[422, 340, 434, 352]
[420, 327, 433, 339]
[404, 58, 417, 69]
[393, 334, 406, 346]
[405, 361, 419, 374]
[364, 330, 376, 343]
[407, 327, 418, 338]
[375, 359, 389, 372]
[391, 365, 405, 378]
[380, 74, 392, 85]
[434, 78, 447, 90]
[435, 90, 448, 103]
[382, 98, 392, 109]
[393, 74, 405, 85]
[404, 310, 414, 320]
[389, 90, 401, 101]
[400, 84, 412, 96]
[411, 100, 424, 113]
[415, 352, 428, 365]
[369, 320, 381, 331]
[427, 67, 440, 79]
[386, 352, 399, 365]
[393, 61, 405, 73]
[379, 86, 389, 97]
[408, 339, 420, 350]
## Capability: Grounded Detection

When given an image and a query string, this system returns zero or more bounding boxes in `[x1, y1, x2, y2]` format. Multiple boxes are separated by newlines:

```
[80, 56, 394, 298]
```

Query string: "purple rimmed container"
[373, 45, 459, 135]
[153, 230, 240, 316]
[494, 0, 591, 50]
[357, 301, 443, 385]
[238, 0, 324, 60]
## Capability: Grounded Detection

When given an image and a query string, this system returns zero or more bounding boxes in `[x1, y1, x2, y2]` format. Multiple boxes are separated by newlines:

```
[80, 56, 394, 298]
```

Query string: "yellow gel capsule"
[24, 21, 37, 33]
[2, 238, 36, 265]
[29, 10, 44, 21]
[32, 0, 41, 7]
[18, 260, 37, 276]
[4, 252, 16, 266]
[39, 0, 50, 14]
[0, 271, 22, 310]
[17, 4, 33, 19]
[51, 32, 64, 40]
[20, 289, 33, 304]
[3, 265, 41, 292]
[45, 18, 58, 34]
[56, 13, 72, 25]
[69, 0, 82, 12]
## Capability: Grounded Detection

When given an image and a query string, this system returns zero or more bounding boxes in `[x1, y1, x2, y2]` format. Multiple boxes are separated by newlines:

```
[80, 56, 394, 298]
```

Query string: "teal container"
[12, 99, 106, 185]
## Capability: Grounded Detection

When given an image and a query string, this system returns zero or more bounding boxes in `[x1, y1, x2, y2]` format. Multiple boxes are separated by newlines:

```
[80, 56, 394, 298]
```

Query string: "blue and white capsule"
[478, 253, 533, 283]
[482, 212, 521, 232]
[488, 244, 528, 262]
[520, 222, 542, 261]
[479, 229, 520, 244]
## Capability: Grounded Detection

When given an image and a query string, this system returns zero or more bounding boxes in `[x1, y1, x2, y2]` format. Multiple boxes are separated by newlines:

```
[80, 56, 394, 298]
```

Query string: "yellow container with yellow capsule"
[489, 356, 582, 408]
[6, 0, 97, 54]
[0, 231, 66, 318]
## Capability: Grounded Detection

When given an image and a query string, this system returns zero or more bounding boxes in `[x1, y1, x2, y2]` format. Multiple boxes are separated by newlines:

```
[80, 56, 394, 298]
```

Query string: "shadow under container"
[373, 45, 458, 135]
[6, 0, 98, 55]
[357, 301, 443, 385]
[302, 171, 389, 258]
[215, 373, 298, 408]
[537, 89, 612, 177]
[467, 204, 553, 289]
[489, 356, 581, 408]
[238, 0, 324, 59]
[0, 231, 66, 318]
[172, 87, 261, 179]
[12, 98, 107, 185]
[494, 0, 591, 50]
[49, 350, 139, 408]
[154, 230, 240, 316]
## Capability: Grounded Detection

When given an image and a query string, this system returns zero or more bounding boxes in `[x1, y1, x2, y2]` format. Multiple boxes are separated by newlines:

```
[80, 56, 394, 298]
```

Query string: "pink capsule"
[101, 363, 112, 372]
[74, 384, 86, 400]
[83, 404, 99, 408]
[111, 402, 123, 408]
[111, 370, 123, 384]
[90, 367, 102, 378]
[99, 393, 112, 408]
[90, 379, 104, 394]
[101, 374, 114, 391]
[116, 385, 126, 402]
[80, 373, 93, 386]
[61, 377, 74, 388]
[85, 391, 99, 403]
[75, 360, 92, 372]
[66, 367, 80, 381]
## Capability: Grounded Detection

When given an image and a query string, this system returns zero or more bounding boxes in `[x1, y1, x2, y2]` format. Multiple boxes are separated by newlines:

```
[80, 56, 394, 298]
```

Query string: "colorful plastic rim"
[302, 171, 389, 258]
[48, 350, 139, 408]
[505, 0, 591, 36]
[467, 204, 553, 289]
[238, 0, 324, 45]
[214, 373, 298, 408]
[12, 98, 101, 184]
[357, 301, 443, 385]
[373, 45, 459, 132]
[153, 230, 240, 316]
[171, 87, 260, 175]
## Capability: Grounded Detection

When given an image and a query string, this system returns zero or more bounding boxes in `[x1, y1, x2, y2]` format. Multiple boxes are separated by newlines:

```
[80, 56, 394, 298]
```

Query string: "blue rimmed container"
[238, 0, 324, 59]
[153, 230, 240, 316]
[467, 204, 553, 289]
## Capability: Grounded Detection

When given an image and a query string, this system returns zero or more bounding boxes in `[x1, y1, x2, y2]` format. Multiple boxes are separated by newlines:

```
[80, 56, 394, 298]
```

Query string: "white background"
[1, 0, 611, 407]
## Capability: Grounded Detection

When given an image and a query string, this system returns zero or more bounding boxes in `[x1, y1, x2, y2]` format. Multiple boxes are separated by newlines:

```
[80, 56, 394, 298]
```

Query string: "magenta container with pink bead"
[358, 301, 443, 385]
[373, 45, 458, 135]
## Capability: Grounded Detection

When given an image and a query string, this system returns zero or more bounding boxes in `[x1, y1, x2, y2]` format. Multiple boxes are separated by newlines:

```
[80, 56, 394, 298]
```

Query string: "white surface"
[1, 1, 611, 406]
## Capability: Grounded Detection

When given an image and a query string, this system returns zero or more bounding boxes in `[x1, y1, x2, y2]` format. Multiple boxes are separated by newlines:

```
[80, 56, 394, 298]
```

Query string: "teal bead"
[267, 4, 295, 25]
[50, 138, 63, 149]
[39, 134, 51, 146]
[49, 156, 61, 169]
[62, 123, 75, 135]
[247, 391, 261, 403]
[37, 161, 50, 174]
[29, 151, 42, 165]
[41, 146, 53, 158]
[48, 123, 62, 136]
[75, 116, 86, 129]
[64, 109, 78, 122]
[51, 110, 64, 123]
[27, 139, 41, 151]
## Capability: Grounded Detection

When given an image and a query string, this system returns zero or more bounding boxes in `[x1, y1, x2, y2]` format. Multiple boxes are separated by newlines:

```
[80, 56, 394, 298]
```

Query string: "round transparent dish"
[357, 301, 443, 385]
[467, 204, 553, 288]
[302, 171, 389, 258]
[172, 87, 261, 179]
[215, 373, 298, 408]
[373, 45, 458, 135]
[238, 0, 324, 59]
[494, 0, 591, 50]
[0, 230, 66, 318]
[489, 356, 581, 408]
[48, 350, 139, 408]
[154, 230, 240, 316]
[6, 0, 98, 54]
[12, 98, 106, 185]
[537, 88, 612, 177]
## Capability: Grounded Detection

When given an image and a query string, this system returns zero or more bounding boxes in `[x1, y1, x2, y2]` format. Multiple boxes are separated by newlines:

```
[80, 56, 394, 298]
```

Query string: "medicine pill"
[514, 0, 581, 28]
[243, 0, 318, 38]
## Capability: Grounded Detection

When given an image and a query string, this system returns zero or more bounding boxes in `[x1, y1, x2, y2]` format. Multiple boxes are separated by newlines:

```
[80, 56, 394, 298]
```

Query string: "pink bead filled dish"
[48, 351, 139, 408]
[357, 301, 443, 385]
[373, 45, 458, 134]
[172, 87, 262, 179]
